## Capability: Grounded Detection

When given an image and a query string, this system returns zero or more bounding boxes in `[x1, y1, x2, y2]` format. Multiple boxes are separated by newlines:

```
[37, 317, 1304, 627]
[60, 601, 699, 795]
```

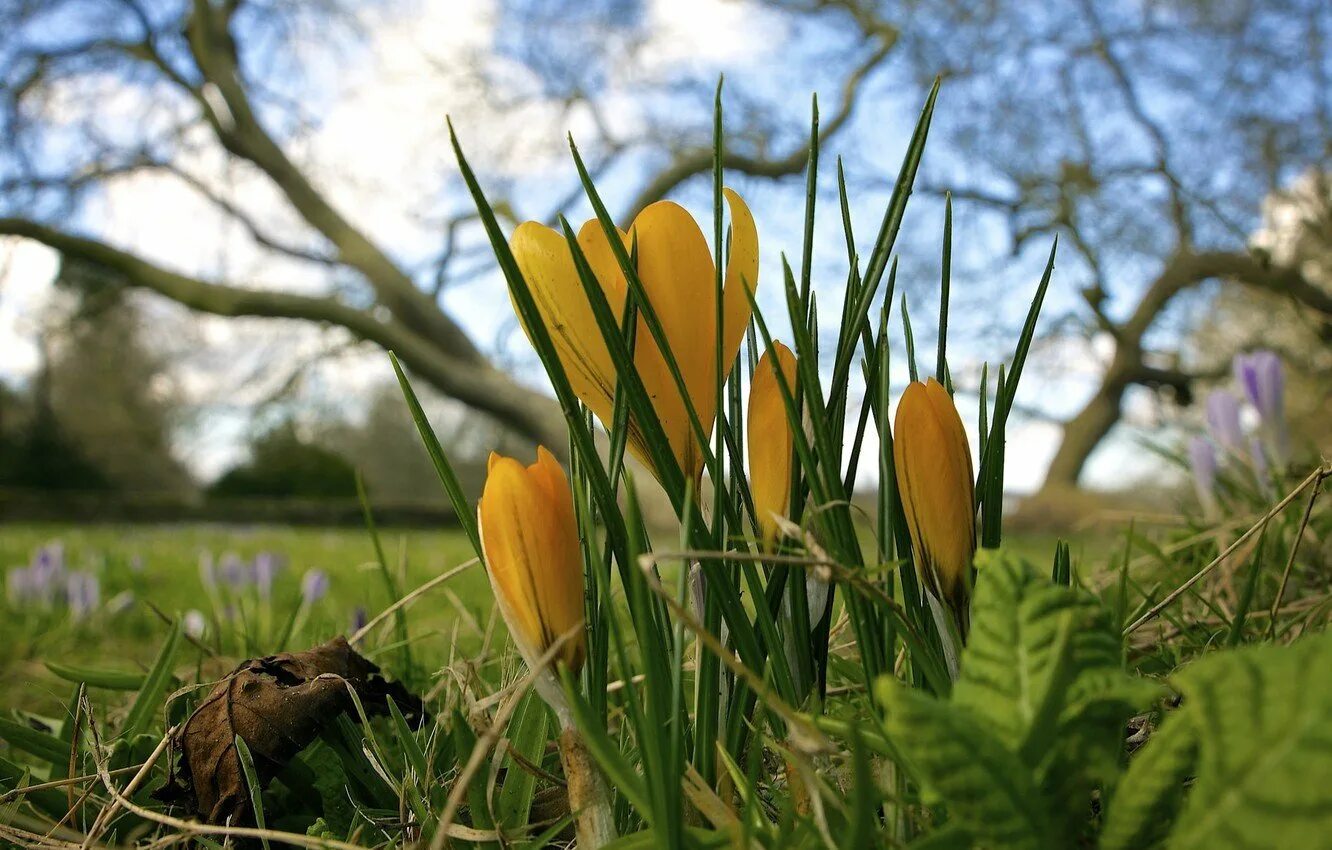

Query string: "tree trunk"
[1041, 367, 1130, 491]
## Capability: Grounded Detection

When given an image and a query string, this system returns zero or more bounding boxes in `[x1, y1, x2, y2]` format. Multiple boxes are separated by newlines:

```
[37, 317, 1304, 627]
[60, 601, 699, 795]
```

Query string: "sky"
[0, 0, 1200, 493]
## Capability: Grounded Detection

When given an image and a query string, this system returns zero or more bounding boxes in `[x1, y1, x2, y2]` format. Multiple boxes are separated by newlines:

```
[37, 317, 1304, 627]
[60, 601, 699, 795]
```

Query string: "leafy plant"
[877, 553, 1332, 849]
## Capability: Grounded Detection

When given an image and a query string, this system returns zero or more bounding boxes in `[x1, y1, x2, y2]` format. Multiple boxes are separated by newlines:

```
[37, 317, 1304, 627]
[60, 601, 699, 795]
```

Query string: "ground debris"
[155, 636, 424, 826]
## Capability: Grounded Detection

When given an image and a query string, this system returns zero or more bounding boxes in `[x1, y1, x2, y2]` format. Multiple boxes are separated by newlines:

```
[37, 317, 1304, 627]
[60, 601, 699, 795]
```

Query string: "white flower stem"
[553, 708, 617, 849]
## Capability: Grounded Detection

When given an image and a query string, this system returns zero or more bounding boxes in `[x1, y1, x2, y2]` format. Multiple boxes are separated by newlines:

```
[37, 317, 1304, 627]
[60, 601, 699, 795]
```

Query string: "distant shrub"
[209, 421, 358, 499]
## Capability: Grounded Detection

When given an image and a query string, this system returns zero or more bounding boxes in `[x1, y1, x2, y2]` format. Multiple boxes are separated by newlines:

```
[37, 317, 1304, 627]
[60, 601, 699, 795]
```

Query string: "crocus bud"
[478, 447, 586, 674]
[183, 609, 208, 639]
[1189, 436, 1219, 519]
[892, 378, 976, 624]
[1205, 390, 1244, 456]
[1234, 351, 1288, 464]
[219, 552, 247, 587]
[301, 568, 329, 605]
[1249, 437, 1271, 495]
[66, 571, 100, 621]
[748, 341, 798, 547]
[253, 553, 278, 602]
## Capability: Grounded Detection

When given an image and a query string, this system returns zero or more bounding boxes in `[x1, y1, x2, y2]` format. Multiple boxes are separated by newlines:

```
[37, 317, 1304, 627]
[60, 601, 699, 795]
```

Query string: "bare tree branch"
[0, 217, 568, 451]
[621, 30, 897, 219]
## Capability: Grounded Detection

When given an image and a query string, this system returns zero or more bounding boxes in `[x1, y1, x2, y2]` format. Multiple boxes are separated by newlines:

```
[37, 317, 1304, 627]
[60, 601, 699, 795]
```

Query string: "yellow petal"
[479, 450, 586, 672]
[721, 188, 759, 372]
[510, 221, 618, 429]
[748, 341, 797, 547]
[892, 378, 976, 610]
[629, 200, 717, 481]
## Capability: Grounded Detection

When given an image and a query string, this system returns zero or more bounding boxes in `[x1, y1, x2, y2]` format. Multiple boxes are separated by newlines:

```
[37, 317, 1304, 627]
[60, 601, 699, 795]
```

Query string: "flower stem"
[556, 715, 617, 848]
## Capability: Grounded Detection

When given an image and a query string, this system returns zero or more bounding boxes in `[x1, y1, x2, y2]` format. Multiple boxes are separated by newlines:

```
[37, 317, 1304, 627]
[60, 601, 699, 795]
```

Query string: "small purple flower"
[1234, 351, 1288, 463]
[183, 609, 208, 639]
[219, 552, 247, 587]
[1189, 436, 1220, 518]
[1205, 390, 1244, 455]
[25, 551, 62, 606]
[350, 606, 368, 632]
[6, 567, 30, 605]
[1234, 351, 1284, 419]
[253, 553, 277, 602]
[300, 569, 329, 605]
[1249, 437, 1270, 489]
[66, 571, 100, 621]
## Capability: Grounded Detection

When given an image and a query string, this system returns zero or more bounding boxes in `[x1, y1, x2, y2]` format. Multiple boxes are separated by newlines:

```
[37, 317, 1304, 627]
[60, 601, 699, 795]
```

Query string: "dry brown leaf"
[158, 636, 424, 825]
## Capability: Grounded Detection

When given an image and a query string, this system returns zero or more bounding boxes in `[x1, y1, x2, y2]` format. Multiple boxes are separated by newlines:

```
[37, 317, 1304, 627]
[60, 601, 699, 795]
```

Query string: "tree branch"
[1124, 249, 1332, 342]
[0, 218, 567, 450]
[621, 32, 896, 219]
[181, 0, 480, 360]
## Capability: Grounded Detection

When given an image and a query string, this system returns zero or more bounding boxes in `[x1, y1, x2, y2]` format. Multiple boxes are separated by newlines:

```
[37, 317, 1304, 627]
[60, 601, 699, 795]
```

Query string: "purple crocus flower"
[6, 567, 30, 605]
[1234, 351, 1288, 463]
[1205, 390, 1244, 456]
[350, 606, 368, 632]
[66, 571, 100, 620]
[1249, 437, 1271, 490]
[253, 553, 277, 602]
[26, 548, 64, 606]
[1234, 351, 1284, 419]
[300, 569, 329, 605]
[219, 552, 247, 587]
[1189, 436, 1220, 518]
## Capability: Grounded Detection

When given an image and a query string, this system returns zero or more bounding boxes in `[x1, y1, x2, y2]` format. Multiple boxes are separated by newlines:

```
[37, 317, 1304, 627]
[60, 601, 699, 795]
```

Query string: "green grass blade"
[44, 663, 146, 692]
[122, 621, 182, 739]
[234, 735, 271, 850]
[937, 191, 952, 382]
[388, 352, 481, 556]
[356, 472, 411, 676]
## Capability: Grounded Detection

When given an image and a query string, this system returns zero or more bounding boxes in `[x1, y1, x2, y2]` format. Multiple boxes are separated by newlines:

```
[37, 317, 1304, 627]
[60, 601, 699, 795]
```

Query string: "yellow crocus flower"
[747, 341, 798, 547]
[509, 190, 759, 485]
[892, 378, 976, 623]
[478, 446, 585, 673]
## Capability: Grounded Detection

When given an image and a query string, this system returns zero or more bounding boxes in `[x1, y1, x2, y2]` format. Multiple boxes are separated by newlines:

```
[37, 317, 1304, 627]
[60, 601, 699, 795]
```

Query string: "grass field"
[0, 523, 491, 716]
[0, 520, 1111, 715]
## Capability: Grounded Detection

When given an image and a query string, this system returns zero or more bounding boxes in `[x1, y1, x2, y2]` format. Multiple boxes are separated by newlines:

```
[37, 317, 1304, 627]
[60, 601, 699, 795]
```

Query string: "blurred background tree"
[208, 419, 357, 499]
[0, 0, 1327, 506]
[47, 259, 195, 495]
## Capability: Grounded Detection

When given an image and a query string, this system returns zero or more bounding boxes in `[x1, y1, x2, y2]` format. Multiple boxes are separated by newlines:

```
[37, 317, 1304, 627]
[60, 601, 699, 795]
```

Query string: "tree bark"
[1036, 249, 1332, 494]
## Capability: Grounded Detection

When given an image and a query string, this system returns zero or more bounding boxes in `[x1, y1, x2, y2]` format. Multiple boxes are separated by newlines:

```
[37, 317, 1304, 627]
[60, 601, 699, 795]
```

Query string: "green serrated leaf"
[955, 557, 1140, 762]
[1166, 632, 1332, 850]
[876, 677, 1054, 850]
[1100, 709, 1198, 850]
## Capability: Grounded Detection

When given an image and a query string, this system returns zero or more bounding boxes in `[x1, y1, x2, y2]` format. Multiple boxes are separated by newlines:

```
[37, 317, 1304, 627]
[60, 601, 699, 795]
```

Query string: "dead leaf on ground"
[157, 636, 424, 825]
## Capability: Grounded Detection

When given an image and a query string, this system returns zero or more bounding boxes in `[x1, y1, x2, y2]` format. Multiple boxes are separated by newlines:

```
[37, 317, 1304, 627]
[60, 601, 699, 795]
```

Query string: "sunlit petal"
[510, 221, 618, 427]
[721, 188, 759, 368]
[892, 378, 976, 614]
[479, 448, 586, 672]
[630, 200, 717, 480]
[748, 341, 798, 547]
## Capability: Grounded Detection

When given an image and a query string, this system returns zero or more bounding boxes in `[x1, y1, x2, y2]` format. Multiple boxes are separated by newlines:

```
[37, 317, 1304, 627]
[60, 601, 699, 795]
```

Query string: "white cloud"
[0, 239, 60, 384]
